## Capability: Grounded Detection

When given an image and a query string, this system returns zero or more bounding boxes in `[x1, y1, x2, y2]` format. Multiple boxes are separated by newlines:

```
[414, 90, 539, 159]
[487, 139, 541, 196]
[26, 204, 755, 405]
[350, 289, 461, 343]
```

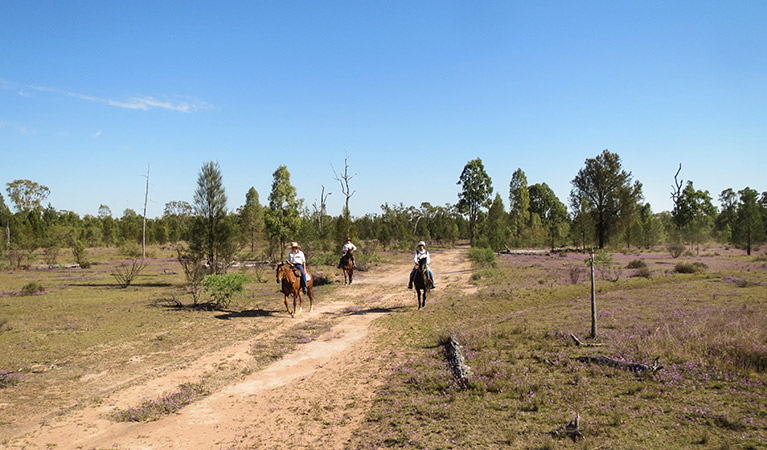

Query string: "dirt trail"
[7, 247, 472, 449]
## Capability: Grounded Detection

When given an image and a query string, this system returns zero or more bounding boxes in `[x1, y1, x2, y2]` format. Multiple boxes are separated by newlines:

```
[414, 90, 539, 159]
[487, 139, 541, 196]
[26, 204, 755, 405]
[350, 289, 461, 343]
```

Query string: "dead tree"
[332, 153, 356, 219]
[443, 335, 472, 386]
[142, 164, 150, 260]
[311, 185, 331, 236]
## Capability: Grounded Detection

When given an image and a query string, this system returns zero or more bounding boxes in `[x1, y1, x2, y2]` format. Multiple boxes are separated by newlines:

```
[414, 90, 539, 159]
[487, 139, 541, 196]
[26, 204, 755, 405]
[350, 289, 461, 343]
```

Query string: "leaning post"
[590, 248, 597, 339]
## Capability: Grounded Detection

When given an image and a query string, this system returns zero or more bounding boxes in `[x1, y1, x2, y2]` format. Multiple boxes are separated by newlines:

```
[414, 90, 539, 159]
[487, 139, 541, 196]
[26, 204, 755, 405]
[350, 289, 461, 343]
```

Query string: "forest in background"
[1, 150, 765, 270]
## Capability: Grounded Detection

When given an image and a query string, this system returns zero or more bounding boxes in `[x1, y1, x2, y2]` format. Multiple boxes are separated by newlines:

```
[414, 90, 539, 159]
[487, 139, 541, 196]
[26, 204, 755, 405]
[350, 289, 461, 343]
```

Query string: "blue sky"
[2, 1, 765, 219]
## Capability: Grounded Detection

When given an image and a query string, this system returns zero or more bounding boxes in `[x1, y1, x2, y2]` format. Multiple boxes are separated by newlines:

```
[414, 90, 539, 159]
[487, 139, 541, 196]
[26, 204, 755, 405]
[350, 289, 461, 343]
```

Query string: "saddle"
[291, 267, 302, 278]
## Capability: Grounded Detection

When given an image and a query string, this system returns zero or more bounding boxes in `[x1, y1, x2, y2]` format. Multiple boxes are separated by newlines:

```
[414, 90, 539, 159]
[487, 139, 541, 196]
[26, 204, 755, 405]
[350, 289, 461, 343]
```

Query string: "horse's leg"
[284, 294, 293, 317]
[417, 289, 421, 310]
[307, 285, 314, 312]
[298, 290, 303, 314]
[422, 290, 426, 309]
[349, 268, 353, 285]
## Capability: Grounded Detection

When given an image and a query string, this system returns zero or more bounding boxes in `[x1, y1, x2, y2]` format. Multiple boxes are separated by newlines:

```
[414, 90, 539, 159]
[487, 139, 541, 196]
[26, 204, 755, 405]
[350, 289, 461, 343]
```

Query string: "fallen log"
[443, 335, 472, 386]
[576, 355, 663, 373]
[570, 333, 604, 347]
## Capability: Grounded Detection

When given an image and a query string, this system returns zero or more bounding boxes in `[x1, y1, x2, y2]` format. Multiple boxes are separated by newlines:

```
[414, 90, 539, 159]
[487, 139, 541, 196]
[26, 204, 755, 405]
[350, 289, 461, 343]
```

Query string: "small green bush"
[20, 281, 45, 296]
[674, 261, 708, 274]
[468, 247, 496, 268]
[626, 259, 647, 269]
[202, 273, 252, 309]
[72, 240, 90, 269]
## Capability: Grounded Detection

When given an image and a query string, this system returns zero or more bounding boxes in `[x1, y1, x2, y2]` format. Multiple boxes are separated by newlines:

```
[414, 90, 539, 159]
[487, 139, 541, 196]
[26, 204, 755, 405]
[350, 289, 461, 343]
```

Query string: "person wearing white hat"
[286, 242, 308, 293]
[408, 241, 434, 289]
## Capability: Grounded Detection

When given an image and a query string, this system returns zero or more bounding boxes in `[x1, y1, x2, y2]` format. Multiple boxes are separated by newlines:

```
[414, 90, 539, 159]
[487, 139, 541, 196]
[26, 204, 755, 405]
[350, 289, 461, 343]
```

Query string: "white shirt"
[287, 250, 306, 265]
[414, 249, 430, 265]
[342, 242, 357, 253]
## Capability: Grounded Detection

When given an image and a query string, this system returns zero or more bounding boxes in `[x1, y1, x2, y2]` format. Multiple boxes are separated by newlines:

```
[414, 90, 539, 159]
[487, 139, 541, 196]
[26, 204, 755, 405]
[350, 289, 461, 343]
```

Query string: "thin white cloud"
[0, 121, 34, 134]
[93, 130, 102, 138]
[0, 78, 209, 113]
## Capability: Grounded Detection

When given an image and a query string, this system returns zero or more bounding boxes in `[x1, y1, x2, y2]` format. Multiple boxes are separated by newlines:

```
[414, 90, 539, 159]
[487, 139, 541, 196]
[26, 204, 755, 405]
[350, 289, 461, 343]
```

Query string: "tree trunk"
[590, 249, 597, 339]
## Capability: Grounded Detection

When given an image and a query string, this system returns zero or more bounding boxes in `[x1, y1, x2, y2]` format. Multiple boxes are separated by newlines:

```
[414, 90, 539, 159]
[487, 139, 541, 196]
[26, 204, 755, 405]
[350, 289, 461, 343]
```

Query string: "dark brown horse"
[276, 263, 314, 317]
[340, 249, 354, 285]
[413, 257, 430, 310]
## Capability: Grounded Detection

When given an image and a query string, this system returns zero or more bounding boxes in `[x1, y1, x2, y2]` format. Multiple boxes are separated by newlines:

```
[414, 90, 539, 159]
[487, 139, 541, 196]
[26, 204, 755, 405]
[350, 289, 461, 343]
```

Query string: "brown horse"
[413, 257, 430, 310]
[340, 249, 354, 285]
[276, 263, 314, 317]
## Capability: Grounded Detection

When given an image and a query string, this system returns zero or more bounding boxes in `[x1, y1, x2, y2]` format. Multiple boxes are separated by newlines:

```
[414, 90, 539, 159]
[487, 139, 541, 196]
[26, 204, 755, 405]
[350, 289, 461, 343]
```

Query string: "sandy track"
[7, 248, 471, 450]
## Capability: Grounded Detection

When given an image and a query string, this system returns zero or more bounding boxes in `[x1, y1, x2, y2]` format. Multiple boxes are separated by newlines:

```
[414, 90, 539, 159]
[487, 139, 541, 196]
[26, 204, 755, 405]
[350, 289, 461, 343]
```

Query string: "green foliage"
[20, 281, 45, 296]
[468, 247, 496, 268]
[265, 165, 302, 258]
[71, 240, 90, 268]
[191, 161, 235, 272]
[5, 179, 50, 213]
[626, 259, 647, 269]
[570, 150, 642, 249]
[674, 261, 708, 273]
[202, 273, 251, 309]
[457, 158, 493, 242]
[239, 187, 264, 254]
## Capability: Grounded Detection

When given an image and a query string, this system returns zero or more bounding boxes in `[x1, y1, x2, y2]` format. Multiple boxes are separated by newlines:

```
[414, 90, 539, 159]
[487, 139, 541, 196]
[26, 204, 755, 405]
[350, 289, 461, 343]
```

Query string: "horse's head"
[276, 263, 285, 284]
[417, 256, 428, 270]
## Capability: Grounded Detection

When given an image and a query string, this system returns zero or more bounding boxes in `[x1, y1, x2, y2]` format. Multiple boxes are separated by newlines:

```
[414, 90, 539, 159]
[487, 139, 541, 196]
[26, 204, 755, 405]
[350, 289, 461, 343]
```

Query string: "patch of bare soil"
[5, 247, 472, 450]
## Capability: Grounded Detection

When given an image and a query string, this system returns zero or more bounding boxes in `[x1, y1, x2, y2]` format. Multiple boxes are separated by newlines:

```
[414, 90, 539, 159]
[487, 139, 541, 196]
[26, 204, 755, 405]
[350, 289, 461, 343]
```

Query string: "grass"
[2, 244, 766, 448]
[346, 247, 767, 449]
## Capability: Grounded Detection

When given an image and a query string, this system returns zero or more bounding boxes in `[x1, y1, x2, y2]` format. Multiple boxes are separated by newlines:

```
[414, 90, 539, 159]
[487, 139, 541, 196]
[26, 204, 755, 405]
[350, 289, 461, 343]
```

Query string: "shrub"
[72, 240, 90, 269]
[202, 273, 251, 309]
[468, 247, 496, 268]
[674, 261, 708, 274]
[20, 281, 45, 296]
[634, 266, 652, 279]
[626, 259, 647, 269]
[119, 241, 143, 258]
[567, 264, 582, 284]
[111, 259, 147, 288]
[667, 242, 685, 259]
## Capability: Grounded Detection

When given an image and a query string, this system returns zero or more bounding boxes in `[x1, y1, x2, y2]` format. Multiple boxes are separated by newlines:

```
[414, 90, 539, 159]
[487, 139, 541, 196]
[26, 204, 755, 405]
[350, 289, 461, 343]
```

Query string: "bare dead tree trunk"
[332, 153, 356, 220]
[590, 248, 597, 339]
[312, 185, 331, 235]
[142, 164, 150, 260]
[670, 163, 683, 211]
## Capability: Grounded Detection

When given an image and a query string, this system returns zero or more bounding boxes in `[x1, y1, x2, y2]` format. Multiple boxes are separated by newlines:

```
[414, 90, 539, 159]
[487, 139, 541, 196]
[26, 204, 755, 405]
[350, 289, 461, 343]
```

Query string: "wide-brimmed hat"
[290, 242, 300, 248]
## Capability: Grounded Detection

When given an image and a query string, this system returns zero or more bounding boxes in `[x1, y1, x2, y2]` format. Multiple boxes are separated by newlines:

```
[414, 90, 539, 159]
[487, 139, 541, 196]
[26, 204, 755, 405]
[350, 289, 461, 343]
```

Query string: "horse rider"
[337, 237, 357, 269]
[286, 242, 308, 294]
[408, 240, 435, 290]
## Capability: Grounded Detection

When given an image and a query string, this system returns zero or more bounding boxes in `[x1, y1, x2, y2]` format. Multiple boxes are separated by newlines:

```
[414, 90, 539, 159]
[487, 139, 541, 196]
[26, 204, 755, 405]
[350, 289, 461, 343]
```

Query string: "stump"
[444, 335, 472, 386]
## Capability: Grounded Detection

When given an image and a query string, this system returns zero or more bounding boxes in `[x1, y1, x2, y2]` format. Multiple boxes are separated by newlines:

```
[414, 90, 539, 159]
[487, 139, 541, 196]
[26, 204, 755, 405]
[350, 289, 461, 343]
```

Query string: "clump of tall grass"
[20, 281, 45, 296]
[674, 261, 708, 274]
[626, 259, 647, 269]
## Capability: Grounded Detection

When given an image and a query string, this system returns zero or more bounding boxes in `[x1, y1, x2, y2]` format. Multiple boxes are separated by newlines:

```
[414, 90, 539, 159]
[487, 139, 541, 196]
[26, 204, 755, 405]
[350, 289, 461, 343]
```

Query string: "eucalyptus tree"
[672, 181, 716, 254]
[508, 168, 530, 246]
[733, 187, 766, 255]
[6, 179, 50, 213]
[265, 165, 302, 259]
[570, 150, 642, 249]
[457, 158, 493, 243]
[239, 187, 264, 254]
[529, 183, 569, 250]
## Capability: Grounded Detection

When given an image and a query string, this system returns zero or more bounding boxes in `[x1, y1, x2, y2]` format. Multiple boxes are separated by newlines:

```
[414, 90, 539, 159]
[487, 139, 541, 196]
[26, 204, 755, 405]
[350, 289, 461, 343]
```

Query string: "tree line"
[1, 150, 765, 269]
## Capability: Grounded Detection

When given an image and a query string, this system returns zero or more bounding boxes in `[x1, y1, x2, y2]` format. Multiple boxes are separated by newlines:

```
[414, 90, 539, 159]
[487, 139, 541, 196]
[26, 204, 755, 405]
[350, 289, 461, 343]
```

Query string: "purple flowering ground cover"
[347, 247, 767, 450]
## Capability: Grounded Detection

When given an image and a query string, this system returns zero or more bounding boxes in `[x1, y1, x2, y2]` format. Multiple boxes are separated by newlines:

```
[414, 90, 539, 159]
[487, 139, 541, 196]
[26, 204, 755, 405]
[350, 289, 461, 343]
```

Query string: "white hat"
[417, 241, 426, 247]
[290, 242, 300, 248]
